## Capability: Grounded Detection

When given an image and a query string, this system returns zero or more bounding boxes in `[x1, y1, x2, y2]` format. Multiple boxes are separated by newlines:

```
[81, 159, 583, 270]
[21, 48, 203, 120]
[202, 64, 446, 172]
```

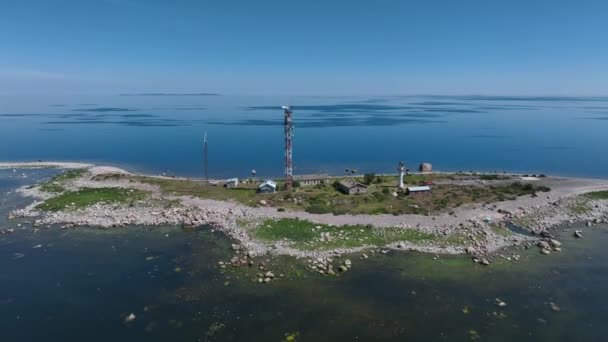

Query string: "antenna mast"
[203, 131, 208, 184]
[282, 106, 294, 190]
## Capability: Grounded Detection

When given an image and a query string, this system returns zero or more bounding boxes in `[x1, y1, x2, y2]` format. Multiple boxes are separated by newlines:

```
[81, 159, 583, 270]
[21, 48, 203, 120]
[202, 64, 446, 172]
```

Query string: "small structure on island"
[338, 179, 368, 195]
[406, 185, 431, 195]
[293, 174, 330, 187]
[258, 180, 277, 194]
[224, 178, 239, 188]
[419, 163, 433, 173]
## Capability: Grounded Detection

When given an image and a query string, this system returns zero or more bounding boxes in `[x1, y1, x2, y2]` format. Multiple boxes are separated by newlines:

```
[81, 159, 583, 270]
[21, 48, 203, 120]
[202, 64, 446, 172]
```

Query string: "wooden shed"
[338, 179, 368, 195]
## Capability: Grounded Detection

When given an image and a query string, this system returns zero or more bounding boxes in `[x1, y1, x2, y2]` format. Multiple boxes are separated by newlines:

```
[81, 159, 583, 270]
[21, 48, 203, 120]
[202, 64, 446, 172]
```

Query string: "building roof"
[258, 180, 277, 189]
[407, 186, 431, 192]
[339, 178, 367, 189]
[292, 174, 329, 181]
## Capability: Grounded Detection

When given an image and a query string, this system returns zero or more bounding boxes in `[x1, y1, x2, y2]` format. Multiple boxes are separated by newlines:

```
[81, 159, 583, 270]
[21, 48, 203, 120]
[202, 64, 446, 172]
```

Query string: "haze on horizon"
[1, 0, 607, 96]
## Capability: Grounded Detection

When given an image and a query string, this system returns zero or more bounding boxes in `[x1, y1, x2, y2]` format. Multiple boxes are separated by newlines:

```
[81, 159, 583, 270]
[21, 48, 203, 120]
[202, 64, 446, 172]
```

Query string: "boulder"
[537, 241, 551, 250]
[549, 239, 562, 248]
[465, 246, 478, 255]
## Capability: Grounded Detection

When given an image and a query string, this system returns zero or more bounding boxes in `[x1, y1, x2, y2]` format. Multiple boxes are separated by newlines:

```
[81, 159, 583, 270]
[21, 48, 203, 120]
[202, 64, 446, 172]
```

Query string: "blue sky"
[1, 0, 607, 95]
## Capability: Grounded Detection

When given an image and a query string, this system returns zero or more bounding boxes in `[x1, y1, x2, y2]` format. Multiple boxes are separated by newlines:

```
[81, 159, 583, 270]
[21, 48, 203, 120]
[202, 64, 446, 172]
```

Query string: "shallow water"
[1, 171, 608, 341]
[1, 95, 608, 178]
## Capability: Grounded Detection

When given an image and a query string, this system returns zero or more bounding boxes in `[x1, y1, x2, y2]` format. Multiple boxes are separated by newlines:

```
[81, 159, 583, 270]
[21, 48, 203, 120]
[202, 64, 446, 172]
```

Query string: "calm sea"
[1, 95, 608, 178]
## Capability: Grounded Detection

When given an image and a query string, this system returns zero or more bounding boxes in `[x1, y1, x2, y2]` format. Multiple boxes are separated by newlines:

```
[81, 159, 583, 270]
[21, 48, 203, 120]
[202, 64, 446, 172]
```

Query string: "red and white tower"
[282, 105, 294, 190]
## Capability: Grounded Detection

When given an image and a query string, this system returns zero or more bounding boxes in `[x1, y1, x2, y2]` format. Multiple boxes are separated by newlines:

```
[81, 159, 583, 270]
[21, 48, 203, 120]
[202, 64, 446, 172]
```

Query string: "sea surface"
[2, 170, 608, 341]
[1, 95, 608, 178]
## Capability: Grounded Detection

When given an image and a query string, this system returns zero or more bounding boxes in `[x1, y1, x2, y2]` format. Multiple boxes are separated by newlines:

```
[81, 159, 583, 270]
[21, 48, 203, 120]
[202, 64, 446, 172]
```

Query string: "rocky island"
[3, 161, 608, 273]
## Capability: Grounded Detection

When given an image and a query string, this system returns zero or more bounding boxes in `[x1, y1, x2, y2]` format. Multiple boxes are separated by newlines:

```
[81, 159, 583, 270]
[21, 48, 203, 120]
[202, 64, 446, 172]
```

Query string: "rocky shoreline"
[4, 162, 608, 267]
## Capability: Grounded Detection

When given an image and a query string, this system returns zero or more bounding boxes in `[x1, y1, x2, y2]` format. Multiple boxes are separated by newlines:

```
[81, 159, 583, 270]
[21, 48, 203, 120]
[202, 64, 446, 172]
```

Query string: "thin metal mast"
[203, 131, 208, 183]
[283, 106, 293, 190]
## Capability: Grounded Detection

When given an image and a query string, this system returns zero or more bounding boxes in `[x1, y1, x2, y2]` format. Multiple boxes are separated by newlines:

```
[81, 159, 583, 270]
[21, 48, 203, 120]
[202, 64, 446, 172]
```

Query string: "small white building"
[406, 185, 431, 195]
[224, 178, 239, 188]
[258, 180, 277, 194]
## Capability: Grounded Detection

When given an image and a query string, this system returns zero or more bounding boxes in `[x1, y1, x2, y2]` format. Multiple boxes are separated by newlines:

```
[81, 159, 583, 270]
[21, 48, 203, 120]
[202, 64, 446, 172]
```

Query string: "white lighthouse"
[398, 161, 406, 189]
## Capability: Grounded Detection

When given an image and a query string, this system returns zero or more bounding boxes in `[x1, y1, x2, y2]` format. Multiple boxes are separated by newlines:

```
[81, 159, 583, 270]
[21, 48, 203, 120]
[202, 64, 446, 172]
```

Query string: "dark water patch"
[78, 103, 98, 106]
[208, 116, 444, 128]
[72, 107, 138, 112]
[44, 120, 117, 125]
[57, 113, 158, 119]
[424, 108, 482, 113]
[119, 114, 158, 118]
[412, 101, 467, 106]
[38, 128, 65, 131]
[121, 121, 189, 127]
[433, 95, 608, 102]
[506, 223, 533, 235]
[120, 93, 221, 96]
[0, 113, 48, 117]
[354, 98, 391, 103]
[174, 107, 206, 111]
[469, 134, 509, 139]
[49, 104, 66, 107]
[43, 117, 195, 127]
[585, 116, 608, 121]
[244, 104, 415, 113]
[304, 111, 446, 119]
[541, 145, 574, 151]
[477, 105, 539, 110]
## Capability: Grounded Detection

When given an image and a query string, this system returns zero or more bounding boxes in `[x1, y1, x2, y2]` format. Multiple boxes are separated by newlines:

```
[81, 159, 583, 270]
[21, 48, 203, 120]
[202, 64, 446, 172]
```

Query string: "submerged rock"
[124, 313, 136, 323]
[548, 302, 561, 312]
[495, 298, 507, 307]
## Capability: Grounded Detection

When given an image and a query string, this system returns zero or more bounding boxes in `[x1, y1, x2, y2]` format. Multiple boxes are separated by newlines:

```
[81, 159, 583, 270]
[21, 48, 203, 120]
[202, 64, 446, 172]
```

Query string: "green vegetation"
[95, 173, 263, 205]
[39, 169, 88, 193]
[92, 173, 550, 216]
[252, 218, 437, 251]
[37, 187, 148, 212]
[586, 190, 608, 200]
[479, 174, 504, 180]
[567, 199, 591, 215]
[490, 224, 512, 237]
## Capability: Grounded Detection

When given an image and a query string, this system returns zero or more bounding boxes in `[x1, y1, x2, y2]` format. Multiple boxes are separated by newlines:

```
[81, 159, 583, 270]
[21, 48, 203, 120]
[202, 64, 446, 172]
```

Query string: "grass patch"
[439, 232, 470, 247]
[253, 218, 437, 251]
[91, 173, 551, 216]
[95, 173, 261, 206]
[586, 191, 608, 200]
[567, 199, 591, 215]
[36, 187, 148, 212]
[490, 224, 512, 237]
[39, 169, 88, 193]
